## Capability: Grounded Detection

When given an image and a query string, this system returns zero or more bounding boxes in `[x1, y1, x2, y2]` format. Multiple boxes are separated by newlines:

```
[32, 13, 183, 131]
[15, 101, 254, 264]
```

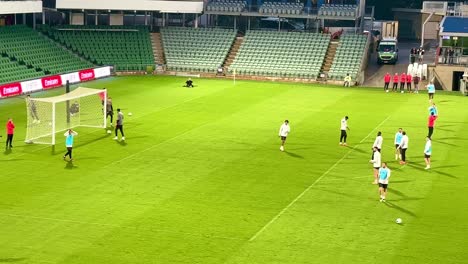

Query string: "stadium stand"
[161, 27, 236, 73]
[0, 25, 93, 77]
[328, 34, 367, 81]
[39, 25, 154, 71]
[259, 2, 304, 15]
[229, 30, 330, 79]
[206, 0, 246, 12]
[0, 56, 43, 84]
[318, 4, 358, 17]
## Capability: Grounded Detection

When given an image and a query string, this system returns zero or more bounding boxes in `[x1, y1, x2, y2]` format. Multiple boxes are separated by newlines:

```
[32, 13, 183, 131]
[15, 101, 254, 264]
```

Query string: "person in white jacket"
[372, 131, 383, 152]
[371, 131, 383, 160]
[369, 147, 381, 184]
[278, 120, 290, 152]
[398, 131, 409, 164]
[424, 136, 432, 170]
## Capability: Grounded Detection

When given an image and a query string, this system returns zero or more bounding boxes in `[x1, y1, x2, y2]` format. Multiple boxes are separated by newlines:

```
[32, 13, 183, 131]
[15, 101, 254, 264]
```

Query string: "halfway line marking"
[249, 116, 391, 241]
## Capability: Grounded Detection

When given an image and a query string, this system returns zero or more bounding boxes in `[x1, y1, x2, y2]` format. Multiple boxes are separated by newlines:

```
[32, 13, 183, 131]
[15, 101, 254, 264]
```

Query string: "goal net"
[25, 87, 106, 145]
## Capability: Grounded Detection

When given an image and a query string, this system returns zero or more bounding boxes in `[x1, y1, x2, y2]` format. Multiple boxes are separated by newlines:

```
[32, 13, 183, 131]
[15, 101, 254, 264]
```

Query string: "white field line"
[0, 212, 244, 241]
[249, 116, 391, 241]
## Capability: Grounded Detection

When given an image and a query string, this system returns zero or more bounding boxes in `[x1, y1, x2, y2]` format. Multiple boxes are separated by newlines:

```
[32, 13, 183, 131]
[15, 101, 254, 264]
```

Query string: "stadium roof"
[440, 17, 468, 36]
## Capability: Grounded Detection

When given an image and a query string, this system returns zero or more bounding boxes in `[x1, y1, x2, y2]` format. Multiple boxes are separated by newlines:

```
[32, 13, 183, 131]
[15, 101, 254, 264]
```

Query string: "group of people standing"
[5, 88, 126, 161]
[383, 72, 421, 93]
[366, 100, 439, 202]
[410, 47, 425, 64]
[441, 48, 456, 64]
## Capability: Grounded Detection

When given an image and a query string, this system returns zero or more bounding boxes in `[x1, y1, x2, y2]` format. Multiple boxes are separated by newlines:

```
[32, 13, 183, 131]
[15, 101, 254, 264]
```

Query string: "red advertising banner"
[0, 82, 22, 97]
[41, 75, 63, 90]
[0, 67, 111, 99]
[79, 69, 95, 81]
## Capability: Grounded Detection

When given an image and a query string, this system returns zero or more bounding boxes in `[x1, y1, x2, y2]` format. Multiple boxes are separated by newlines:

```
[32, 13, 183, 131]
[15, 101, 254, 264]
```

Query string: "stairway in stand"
[223, 36, 244, 71]
[320, 41, 339, 76]
[150, 33, 165, 65]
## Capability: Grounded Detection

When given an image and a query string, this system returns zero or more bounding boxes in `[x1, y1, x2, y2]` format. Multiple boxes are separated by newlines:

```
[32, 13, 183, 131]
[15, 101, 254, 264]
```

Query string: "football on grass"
[107, 130, 112, 134]
[128, 112, 133, 116]
[396, 218, 402, 224]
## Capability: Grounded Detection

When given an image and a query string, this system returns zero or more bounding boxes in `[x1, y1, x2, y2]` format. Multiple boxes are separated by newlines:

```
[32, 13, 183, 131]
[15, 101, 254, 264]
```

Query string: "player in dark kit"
[113, 108, 125, 141]
[106, 97, 114, 125]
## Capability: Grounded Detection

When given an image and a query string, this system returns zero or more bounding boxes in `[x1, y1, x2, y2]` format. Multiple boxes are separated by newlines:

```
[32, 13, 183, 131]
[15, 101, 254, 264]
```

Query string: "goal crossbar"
[33, 87, 104, 103]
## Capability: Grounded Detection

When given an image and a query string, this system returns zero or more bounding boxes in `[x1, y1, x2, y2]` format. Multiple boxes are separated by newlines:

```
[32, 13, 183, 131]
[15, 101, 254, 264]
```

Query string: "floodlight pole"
[421, 12, 434, 48]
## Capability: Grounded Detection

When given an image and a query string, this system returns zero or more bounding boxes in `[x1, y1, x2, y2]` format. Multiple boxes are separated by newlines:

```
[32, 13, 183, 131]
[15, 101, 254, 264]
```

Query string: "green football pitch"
[0, 76, 467, 264]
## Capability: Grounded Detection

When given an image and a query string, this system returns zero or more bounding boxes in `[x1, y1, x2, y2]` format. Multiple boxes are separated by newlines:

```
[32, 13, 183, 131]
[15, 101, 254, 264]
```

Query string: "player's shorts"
[428, 92, 434, 98]
[340, 130, 347, 137]
[116, 125, 123, 129]
[378, 183, 388, 189]
[281, 136, 287, 141]
[395, 144, 400, 149]
[424, 154, 431, 158]
[373, 167, 380, 170]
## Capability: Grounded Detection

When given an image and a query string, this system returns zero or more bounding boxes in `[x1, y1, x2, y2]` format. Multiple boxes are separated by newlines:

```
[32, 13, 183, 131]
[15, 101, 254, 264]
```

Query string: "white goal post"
[25, 87, 107, 145]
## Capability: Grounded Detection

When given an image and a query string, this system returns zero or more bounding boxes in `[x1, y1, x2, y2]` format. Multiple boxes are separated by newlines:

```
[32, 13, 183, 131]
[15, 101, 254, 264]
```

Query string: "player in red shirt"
[406, 73, 412, 92]
[428, 112, 438, 138]
[400, 72, 406, 92]
[392, 73, 399, 92]
[384, 72, 391, 92]
[6, 117, 15, 149]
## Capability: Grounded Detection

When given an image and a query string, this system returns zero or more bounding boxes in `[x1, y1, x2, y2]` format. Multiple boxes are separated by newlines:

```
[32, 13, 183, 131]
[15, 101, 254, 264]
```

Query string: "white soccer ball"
[396, 218, 402, 224]
[128, 112, 133, 116]
[400, 91, 404, 94]
[386, 90, 389, 93]
[107, 130, 112, 134]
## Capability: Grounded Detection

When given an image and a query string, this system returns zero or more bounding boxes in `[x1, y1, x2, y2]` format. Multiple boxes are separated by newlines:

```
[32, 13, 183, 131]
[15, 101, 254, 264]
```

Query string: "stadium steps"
[151, 33, 165, 65]
[321, 41, 338, 73]
[223, 36, 243, 70]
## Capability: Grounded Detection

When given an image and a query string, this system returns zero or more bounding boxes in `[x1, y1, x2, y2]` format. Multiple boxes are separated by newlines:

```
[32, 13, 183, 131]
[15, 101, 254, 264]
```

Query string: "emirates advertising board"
[0, 67, 111, 99]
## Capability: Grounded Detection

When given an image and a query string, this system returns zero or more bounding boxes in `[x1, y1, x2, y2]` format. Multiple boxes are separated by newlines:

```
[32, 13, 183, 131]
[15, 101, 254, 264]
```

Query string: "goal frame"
[25, 87, 107, 145]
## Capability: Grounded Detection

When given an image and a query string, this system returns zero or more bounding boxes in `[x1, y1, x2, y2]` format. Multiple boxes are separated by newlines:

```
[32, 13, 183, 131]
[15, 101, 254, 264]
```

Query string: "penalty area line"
[249, 116, 391, 242]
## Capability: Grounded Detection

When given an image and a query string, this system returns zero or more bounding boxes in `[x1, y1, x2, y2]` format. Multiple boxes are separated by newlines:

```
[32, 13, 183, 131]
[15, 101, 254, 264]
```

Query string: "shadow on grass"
[431, 170, 458, 179]
[390, 197, 424, 202]
[406, 163, 427, 171]
[64, 160, 77, 170]
[117, 140, 128, 146]
[431, 139, 458, 147]
[436, 127, 455, 132]
[75, 134, 114, 149]
[313, 187, 358, 199]
[388, 188, 409, 198]
[390, 180, 413, 184]
[433, 164, 461, 169]
[0, 258, 27, 263]
[285, 151, 304, 159]
[436, 136, 468, 141]
[3, 148, 12, 155]
[384, 201, 417, 217]
[350, 147, 369, 154]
